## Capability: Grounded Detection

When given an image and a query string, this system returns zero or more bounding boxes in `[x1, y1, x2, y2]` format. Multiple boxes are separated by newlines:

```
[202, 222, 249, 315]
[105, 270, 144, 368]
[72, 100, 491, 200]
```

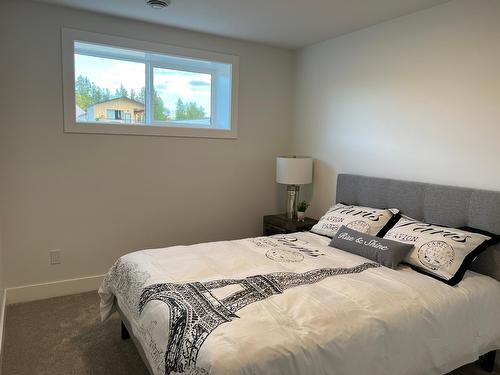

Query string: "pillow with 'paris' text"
[310, 203, 399, 238]
[383, 215, 497, 285]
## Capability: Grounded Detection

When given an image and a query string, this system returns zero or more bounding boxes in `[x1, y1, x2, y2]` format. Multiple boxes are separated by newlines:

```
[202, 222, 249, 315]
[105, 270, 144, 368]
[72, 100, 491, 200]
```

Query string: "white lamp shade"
[276, 156, 313, 185]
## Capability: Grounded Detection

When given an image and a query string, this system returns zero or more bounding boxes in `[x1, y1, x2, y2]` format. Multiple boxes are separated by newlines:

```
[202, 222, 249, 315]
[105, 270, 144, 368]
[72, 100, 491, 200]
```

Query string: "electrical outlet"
[49, 250, 61, 265]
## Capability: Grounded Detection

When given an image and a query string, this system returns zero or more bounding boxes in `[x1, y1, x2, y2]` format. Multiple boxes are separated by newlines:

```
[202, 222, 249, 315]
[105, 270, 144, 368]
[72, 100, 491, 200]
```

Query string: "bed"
[99, 174, 500, 375]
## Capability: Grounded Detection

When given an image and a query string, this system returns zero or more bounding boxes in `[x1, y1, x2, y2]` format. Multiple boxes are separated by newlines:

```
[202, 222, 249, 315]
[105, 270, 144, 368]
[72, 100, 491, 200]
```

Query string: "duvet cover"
[99, 232, 500, 375]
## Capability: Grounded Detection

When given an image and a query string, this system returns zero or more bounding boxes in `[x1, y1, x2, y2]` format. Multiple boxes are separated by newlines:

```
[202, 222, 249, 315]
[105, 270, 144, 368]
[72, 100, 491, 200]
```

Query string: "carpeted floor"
[3, 291, 149, 375]
[2, 291, 498, 375]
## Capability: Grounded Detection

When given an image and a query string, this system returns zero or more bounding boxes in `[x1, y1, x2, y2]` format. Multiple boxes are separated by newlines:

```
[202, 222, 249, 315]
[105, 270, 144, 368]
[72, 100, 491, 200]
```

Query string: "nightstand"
[263, 214, 318, 236]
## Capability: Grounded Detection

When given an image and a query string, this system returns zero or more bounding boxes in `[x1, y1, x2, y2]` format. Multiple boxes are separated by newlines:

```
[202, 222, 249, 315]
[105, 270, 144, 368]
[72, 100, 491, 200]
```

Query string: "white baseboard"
[5, 274, 105, 305]
[0, 290, 6, 375]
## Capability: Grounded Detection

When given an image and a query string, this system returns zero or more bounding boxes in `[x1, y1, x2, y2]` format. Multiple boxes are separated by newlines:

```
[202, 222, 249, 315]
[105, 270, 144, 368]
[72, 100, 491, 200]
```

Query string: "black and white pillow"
[383, 215, 497, 285]
[311, 203, 399, 238]
[330, 226, 413, 269]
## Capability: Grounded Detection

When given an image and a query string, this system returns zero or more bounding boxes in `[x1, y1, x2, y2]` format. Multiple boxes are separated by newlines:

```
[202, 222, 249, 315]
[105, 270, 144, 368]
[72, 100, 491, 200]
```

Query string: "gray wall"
[0, 216, 4, 358]
[0, 0, 294, 287]
[293, 0, 500, 219]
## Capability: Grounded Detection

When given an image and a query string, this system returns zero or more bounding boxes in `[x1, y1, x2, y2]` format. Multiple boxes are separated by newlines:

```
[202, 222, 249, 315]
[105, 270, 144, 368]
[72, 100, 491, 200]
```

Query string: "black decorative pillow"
[311, 203, 399, 238]
[329, 226, 413, 269]
[383, 216, 496, 285]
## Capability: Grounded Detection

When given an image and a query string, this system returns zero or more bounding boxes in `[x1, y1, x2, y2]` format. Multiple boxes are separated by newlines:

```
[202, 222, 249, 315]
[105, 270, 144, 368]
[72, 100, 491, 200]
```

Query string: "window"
[62, 28, 239, 138]
[152, 67, 212, 126]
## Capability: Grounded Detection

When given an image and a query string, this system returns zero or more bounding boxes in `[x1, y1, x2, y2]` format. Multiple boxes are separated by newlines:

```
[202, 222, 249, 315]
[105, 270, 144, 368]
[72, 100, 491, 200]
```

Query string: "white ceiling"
[36, 0, 450, 49]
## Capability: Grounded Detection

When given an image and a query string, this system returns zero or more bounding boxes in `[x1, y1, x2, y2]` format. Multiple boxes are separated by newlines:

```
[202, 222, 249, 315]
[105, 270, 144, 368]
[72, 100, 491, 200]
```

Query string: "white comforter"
[99, 232, 500, 375]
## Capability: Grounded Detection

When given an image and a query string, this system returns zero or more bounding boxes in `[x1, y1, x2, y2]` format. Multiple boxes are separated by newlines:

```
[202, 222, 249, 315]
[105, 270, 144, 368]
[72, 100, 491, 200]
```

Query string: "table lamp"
[276, 156, 313, 220]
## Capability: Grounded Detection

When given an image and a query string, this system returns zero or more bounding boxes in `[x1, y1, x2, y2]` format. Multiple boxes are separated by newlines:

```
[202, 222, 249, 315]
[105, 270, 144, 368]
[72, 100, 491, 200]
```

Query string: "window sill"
[64, 122, 237, 139]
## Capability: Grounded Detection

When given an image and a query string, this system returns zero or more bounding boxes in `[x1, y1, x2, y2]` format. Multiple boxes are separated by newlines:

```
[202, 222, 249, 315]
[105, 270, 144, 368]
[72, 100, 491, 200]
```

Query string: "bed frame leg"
[121, 321, 130, 340]
[480, 350, 496, 372]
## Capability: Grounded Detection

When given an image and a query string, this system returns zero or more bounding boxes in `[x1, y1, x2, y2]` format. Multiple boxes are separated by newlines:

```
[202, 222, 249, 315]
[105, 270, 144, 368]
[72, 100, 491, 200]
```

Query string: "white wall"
[293, 0, 500, 218]
[0, 0, 293, 288]
[2, 0, 499, 296]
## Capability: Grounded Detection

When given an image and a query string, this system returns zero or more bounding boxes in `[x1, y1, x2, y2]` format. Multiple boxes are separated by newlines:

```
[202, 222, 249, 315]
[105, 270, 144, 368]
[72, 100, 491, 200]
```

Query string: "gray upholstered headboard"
[336, 174, 500, 282]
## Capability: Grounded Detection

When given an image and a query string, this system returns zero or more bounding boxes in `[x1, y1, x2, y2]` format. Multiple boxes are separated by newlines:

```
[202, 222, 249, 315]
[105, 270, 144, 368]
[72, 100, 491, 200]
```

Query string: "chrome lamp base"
[286, 185, 300, 220]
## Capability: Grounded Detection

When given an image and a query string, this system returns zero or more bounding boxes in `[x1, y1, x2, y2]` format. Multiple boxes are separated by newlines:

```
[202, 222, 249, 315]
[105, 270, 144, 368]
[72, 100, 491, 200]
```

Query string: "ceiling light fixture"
[146, 0, 171, 10]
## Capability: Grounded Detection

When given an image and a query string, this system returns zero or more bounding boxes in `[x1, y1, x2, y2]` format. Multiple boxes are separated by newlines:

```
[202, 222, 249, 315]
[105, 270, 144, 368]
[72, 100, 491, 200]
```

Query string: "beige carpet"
[3, 291, 149, 375]
[2, 291, 498, 375]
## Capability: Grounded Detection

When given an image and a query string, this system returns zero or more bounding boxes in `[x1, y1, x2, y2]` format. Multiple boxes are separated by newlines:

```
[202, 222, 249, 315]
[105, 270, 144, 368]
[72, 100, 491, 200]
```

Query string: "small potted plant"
[297, 200, 310, 222]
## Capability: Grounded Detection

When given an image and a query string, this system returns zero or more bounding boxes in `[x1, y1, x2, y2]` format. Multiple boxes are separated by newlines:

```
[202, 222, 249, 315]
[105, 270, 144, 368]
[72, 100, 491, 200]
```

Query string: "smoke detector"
[146, 0, 171, 10]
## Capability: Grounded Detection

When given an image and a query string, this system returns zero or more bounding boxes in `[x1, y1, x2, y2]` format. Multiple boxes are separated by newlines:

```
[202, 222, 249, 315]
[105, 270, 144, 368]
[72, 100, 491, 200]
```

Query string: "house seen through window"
[75, 43, 215, 126]
[63, 29, 238, 138]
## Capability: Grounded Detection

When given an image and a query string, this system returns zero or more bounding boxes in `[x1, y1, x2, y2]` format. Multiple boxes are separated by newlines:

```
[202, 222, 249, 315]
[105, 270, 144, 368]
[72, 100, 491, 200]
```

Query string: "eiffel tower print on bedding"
[138, 262, 380, 375]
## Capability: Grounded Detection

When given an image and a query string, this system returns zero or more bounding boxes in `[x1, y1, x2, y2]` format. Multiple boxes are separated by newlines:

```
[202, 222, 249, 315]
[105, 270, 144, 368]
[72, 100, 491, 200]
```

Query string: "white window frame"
[61, 28, 239, 139]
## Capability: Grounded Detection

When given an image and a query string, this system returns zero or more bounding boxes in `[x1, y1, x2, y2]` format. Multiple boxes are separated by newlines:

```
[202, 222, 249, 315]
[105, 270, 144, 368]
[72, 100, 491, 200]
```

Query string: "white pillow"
[383, 215, 493, 285]
[311, 203, 398, 238]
